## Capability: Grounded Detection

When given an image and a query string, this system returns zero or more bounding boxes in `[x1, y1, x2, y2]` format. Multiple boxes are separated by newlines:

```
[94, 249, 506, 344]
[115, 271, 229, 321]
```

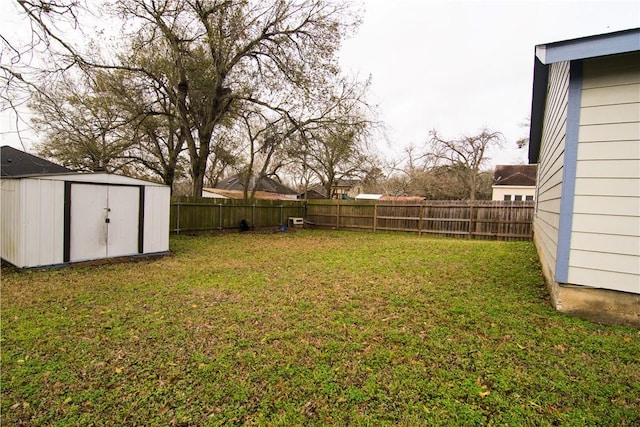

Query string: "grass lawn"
[1, 231, 638, 426]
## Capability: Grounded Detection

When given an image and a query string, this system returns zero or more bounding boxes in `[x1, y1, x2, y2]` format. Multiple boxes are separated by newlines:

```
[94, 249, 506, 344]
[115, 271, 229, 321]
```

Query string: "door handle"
[105, 218, 110, 223]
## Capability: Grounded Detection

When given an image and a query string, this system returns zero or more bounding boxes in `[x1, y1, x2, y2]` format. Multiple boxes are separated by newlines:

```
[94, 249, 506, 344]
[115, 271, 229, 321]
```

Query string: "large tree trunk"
[190, 144, 210, 198]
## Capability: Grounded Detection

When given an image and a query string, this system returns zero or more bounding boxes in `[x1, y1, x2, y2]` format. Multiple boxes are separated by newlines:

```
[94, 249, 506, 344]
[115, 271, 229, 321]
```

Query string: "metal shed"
[1, 170, 170, 269]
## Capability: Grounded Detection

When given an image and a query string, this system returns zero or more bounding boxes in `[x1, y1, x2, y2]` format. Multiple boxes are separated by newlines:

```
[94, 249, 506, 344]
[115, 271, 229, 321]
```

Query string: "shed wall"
[1, 174, 169, 268]
[143, 185, 170, 253]
[1, 179, 23, 266]
[534, 60, 570, 282]
[568, 52, 640, 294]
[22, 179, 65, 267]
[0, 178, 65, 268]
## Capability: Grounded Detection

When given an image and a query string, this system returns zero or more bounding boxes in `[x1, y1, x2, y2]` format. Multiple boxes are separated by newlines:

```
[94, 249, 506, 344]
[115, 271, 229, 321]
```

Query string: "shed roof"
[493, 164, 537, 186]
[5, 172, 167, 187]
[528, 28, 640, 164]
[1, 146, 73, 177]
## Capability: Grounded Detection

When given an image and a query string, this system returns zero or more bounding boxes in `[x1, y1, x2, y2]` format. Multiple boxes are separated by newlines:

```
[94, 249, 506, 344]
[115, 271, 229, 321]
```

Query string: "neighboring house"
[203, 174, 297, 200]
[331, 179, 362, 199]
[491, 164, 537, 201]
[297, 188, 327, 200]
[296, 180, 362, 200]
[527, 28, 639, 326]
[1, 147, 170, 269]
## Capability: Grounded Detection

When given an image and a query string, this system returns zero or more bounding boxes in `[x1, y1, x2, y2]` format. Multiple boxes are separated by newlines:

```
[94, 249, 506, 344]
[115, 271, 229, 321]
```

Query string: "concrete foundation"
[534, 235, 640, 328]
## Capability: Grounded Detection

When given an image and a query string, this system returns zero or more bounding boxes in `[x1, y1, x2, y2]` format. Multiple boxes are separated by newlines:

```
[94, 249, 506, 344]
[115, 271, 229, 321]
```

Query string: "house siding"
[567, 52, 640, 294]
[534, 60, 570, 282]
[491, 186, 536, 201]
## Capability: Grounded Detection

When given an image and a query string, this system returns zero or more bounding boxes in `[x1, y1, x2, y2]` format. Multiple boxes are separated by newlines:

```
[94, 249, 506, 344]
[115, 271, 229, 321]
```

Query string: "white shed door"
[69, 184, 139, 262]
[105, 186, 139, 257]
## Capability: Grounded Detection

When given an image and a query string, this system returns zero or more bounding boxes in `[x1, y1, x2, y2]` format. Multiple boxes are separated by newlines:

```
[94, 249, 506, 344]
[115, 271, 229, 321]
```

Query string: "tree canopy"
[6, 0, 376, 197]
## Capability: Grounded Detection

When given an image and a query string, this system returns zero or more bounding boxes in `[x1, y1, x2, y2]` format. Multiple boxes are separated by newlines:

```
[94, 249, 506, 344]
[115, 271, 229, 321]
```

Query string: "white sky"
[2, 0, 639, 169]
[339, 0, 640, 166]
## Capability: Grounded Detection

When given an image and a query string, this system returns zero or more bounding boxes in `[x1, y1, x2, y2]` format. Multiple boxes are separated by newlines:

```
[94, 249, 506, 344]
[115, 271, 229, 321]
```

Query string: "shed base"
[1, 251, 171, 272]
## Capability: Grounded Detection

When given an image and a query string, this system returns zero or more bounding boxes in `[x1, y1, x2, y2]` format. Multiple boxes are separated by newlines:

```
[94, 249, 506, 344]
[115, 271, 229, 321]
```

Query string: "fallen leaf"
[554, 344, 567, 353]
[479, 391, 490, 398]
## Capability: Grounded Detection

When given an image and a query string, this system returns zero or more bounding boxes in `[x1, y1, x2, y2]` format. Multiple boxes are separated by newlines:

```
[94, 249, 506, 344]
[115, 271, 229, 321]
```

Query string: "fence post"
[176, 201, 181, 234]
[336, 199, 340, 229]
[219, 204, 223, 230]
[418, 202, 423, 236]
[280, 205, 284, 226]
[469, 203, 476, 239]
[373, 203, 378, 232]
[252, 203, 256, 228]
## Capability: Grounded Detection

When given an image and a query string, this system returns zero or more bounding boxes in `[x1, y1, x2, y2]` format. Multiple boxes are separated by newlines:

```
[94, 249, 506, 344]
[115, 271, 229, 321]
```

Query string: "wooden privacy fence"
[170, 197, 305, 233]
[305, 200, 535, 241]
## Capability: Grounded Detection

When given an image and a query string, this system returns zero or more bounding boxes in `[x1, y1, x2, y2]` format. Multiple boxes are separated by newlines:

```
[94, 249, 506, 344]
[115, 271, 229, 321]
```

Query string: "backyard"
[1, 231, 638, 426]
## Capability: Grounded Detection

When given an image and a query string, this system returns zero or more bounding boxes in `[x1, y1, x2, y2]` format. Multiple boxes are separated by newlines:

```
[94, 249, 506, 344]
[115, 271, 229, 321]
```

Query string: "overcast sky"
[2, 0, 639, 169]
[339, 0, 640, 166]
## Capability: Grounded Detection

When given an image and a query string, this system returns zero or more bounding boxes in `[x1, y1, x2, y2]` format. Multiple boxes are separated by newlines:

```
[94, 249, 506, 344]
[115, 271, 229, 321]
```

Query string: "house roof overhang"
[528, 28, 640, 164]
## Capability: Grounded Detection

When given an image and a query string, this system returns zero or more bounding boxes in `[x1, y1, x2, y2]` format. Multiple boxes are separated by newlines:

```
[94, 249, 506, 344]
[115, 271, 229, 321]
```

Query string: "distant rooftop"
[215, 174, 297, 195]
[493, 164, 537, 187]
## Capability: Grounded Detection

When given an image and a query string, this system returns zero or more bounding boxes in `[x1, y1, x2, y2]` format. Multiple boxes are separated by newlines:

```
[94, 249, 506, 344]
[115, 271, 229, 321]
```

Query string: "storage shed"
[1, 148, 170, 268]
[528, 28, 639, 326]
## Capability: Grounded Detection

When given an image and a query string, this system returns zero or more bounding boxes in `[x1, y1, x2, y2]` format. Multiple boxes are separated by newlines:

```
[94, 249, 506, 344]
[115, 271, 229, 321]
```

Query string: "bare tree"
[1, 1, 90, 148]
[105, 0, 360, 196]
[426, 128, 504, 200]
[7, 0, 374, 201]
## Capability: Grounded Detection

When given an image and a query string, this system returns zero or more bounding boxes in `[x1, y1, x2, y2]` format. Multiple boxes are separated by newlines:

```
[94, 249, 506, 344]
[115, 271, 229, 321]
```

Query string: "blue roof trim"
[555, 61, 582, 284]
[537, 28, 640, 64]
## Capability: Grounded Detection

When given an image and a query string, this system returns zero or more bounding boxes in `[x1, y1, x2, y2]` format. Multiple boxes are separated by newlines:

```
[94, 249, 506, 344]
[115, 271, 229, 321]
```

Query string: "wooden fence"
[170, 197, 305, 233]
[305, 200, 535, 241]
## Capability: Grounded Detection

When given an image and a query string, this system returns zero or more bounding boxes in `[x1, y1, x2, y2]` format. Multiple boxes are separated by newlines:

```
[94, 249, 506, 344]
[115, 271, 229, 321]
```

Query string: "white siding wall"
[22, 179, 65, 267]
[492, 186, 536, 201]
[568, 52, 640, 294]
[1, 179, 23, 267]
[0, 178, 66, 268]
[534, 61, 570, 280]
[144, 186, 170, 253]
